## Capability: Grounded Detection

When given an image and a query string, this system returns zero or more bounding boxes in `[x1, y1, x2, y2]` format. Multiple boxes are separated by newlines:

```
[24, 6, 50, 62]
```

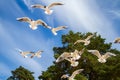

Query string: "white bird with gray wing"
[74, 34, 94, 45]
[61, 69, 84, 80]
[88, 50, 116, 63]
[17, 17, 51, 30]
[31, 2, 64, 15]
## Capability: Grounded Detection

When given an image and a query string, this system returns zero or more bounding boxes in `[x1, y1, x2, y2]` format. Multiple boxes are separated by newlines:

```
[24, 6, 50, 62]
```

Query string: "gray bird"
[88, 50, 116, 63]
[61, 69, 84, 80]
[17, 17, 51, 30]
[31, 2, 64, 15]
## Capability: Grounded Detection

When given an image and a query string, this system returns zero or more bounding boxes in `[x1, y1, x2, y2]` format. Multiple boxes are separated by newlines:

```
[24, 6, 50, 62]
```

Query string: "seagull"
[71, 48, 85, 60]
[61, 69, 84, 80]
[51, 26, 67, 35]
[16, 17, 51, 30]
[15, 48, 34, 58]
[31, 2, 64, 15]
[30, 50, 44, 58]
[56, 52, 71, 63]
[74, 34, 94, 45]
[88, 50, 116, 63]
[114, 37, 120, 43]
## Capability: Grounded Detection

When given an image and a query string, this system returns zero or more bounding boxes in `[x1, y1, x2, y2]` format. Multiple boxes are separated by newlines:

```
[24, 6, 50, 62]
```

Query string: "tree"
[7, 66, 35, 80]
[39, 31, 120, 80]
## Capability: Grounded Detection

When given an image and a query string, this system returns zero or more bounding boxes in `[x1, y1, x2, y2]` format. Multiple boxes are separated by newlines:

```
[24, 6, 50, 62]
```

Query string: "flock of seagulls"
[15, 1, 120, 80]
[17, 2, 67, 35]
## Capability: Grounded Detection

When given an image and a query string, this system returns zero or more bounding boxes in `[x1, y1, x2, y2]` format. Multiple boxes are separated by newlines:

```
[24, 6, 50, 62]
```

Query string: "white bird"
[88, 50, 116, 63]
[30, 50, 43, 58]
[51, 26, 67, 35]
[56, 52, 71, 63]
[17, 17, 51, 30]
[31, 2, 64, 15]
[15, 48, 34, 58]
[71, 48, 85, 61]
[61, 69, 84, 80]
[114, 37, 120, 43]
[74, 34, 94, 45]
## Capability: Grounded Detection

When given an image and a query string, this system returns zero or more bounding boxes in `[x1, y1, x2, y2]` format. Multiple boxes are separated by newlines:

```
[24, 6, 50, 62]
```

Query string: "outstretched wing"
[85, 34, 94, 41]
[88, 50, 101, 58]
[74, 40, 85, 45]
[48, 2, 64, 9]
[31, 4, 45, 9]
[70, 69, 84, 79]
[54, 26, 67, 31]
[56, 52, 71, 63]
[103, 52, 116, 59]
[78, 48, 85, 55]
[114, 37, 120, 43]
[61, 74, 69, 79]
[16, 17, 31, 23]
[36, 19, 51, 28]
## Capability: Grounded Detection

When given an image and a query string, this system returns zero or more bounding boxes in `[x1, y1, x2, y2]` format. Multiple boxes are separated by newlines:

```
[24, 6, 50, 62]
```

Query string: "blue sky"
[0, 0, 120, 80]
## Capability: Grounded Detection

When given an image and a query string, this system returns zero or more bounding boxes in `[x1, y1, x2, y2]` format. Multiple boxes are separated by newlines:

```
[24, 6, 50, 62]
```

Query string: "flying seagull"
[31, 2, 64, 15]
[51, 26, 67, 35]
[15, 48, 34, 58]
[88, 50, 116, 63]
[114, 37, 120, 43]
[71, 48, 85, 61]
[56, 52, 71, 63]
[61, 69, 84, 80]
[74, 34, 94, 45]
[30, 50, 44, 58]
[17, 17, 51, 30]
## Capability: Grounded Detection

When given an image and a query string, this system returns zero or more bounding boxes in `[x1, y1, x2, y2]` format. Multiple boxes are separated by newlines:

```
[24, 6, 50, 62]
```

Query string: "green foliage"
[7, 66, 35, 80]
[39, 31, 120, 80]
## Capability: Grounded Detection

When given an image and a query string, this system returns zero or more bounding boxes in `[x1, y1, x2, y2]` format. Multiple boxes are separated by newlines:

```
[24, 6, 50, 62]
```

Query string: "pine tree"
[39, 31, 120, 80]
[7, 66, 35, 80]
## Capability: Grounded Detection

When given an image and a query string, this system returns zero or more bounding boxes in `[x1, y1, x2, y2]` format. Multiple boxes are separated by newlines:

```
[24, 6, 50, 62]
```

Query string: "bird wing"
[16, 17, 31, 23]
[36, 19, 50, 28]
[23, 51, 34, 55]
[88, 50, 101, 58]
[74, 40, 85, 45]
[70, 69, 84, 79]
[48, 2, 64, 9]
[85, 34, 94, 41]
[54, 26, 67, 32]
[56, 52, 71, 63]
[103, 52, 116, 59]
[61, 74, 69, 79]
[36, 50, 43, 55]
[15, 48, 23, 53]
[31, 4, 45, 9]
[78, 48, 85, 55]
[114, 38, 120, 43]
